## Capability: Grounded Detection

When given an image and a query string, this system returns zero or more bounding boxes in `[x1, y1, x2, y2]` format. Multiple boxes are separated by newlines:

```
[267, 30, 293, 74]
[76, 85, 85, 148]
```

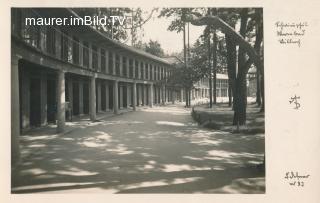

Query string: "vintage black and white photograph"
[11, 7, 265, 193]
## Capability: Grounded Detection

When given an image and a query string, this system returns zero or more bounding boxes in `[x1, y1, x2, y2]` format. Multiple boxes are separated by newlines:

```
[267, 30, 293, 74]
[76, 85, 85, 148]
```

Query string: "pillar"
[113, 80, 119, 114]
[89, 76, 96, 121]
[88, 43, 93, 70]
[40, 71, 47, 126]
[138, 85, 143, 106]
[119, 55, 123, 76]
[97, 81, 101, 112]
[105, 50, 109, 74]
[79, 80, 84, 115]
[20, 70, 30, 129]
[119, 85, 124, 109]
[149, 84, 153, 107]
[11, 55, 20, 165]
[57, 70, 65, 133]
[67, 77, 73, 120]
[97, 47, 101, 72]
[132, 82, 137, 111]
[112, 52, 116, 75]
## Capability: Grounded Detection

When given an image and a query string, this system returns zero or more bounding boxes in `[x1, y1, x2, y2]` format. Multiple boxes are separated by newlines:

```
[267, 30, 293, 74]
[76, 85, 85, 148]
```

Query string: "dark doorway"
[83, 82, 89, 114]
[101, 84, 106, 111]
[109, 84, 113, 110]
[47, 78, 56, 123]
[123, 85, 127, 108]
[73, 82, 79, 115]
[30, 77, 41, 127]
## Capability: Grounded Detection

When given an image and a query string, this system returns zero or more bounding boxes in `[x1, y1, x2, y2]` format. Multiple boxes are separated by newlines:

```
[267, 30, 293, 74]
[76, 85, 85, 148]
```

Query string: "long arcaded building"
[11, 8, 184, 165]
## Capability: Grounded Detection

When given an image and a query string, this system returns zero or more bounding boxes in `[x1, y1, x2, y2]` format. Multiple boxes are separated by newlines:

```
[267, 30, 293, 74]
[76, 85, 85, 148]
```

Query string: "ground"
[12, 104, 265, 193]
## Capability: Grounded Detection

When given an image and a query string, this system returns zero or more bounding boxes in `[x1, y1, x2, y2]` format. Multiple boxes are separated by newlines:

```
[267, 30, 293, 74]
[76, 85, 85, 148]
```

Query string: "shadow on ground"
[12, 104, 265, 193]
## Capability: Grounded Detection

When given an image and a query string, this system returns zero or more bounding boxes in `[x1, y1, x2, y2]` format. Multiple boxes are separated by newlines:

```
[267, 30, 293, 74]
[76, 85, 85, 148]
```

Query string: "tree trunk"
[228, 81, 232, 107]
[260, 64, 265, 112]
[233, 8, 248, 126]
[225, 33, 236, 110]
[256, 67, 261, 106]
[213, 29, 217, 104]
[233, 75, 247, 125]
[207, 27, 213, 108]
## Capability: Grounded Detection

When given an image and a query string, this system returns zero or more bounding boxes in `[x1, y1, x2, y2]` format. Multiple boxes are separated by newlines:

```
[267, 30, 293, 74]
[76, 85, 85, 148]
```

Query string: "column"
[138, 85, 143, 105]
[11, 55, 20, 165]
[97, 47, 101, 72]
[89, 76, 96, 121]
[105, 82, 109, 111]
[119, 85, 123, 109]
[88, 43, 93, 70]
[159, 86, 163, 105]
[105, 50, 109, 74]
[20, 70, 30, 129]
[112, 52, 116, 75]
[113, 80, 119, 114]
[40, 71, 47, 126]
[97, 81, 101, 112]
[132, 82, 137, 111]
[79, 80, 84, 115]
[149, 84, 153, 107]
[57, 70, 65, 133]
[138, 61, 141, 79]
[132, 59, 136, 78]
[67, 77, 73, 119]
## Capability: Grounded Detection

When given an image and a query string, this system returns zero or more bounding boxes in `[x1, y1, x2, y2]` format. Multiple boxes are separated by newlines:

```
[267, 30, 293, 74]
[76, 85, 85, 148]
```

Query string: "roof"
[32, 8, 171, 66]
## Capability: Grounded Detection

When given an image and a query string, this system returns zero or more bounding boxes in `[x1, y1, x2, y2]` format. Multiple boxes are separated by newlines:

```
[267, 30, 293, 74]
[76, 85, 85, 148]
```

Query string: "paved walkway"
[12, 104, 265, 193]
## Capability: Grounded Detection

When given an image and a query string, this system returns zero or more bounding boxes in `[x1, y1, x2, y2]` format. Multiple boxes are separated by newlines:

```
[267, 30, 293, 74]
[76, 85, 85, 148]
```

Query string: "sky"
[130, 9, 205, 55]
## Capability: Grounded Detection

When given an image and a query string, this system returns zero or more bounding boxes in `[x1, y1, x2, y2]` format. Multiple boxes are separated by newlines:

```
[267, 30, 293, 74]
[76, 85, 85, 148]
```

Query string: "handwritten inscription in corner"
[275, 21, 308, 47]
[289, 95, 301, 110]
[284, 171, 310, 187]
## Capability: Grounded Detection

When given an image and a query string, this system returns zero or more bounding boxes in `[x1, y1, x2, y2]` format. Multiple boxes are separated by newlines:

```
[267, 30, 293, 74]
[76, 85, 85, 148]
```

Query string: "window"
[140, 62, 144, 79]
[72, 37, 79, 65]
[146, 63, 149, 80]
[101, 49, 106, 73]
[83, 41, 89, 68]
[129, 59, 133, 78]
[46, 27, 55, 55]
[135, 61, 139, 78]
[108, 52, 113, 74]
[21, 9, 40, 48]
[92, 45, 98, 70]
[123, 57, 127, 77]
[60, 31, 69, 62]
[115, 54, 120, 76]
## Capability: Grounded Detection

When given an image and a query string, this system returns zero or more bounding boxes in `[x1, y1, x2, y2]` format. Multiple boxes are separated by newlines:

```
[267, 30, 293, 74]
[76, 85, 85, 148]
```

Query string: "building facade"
[11, 8, 182, 164]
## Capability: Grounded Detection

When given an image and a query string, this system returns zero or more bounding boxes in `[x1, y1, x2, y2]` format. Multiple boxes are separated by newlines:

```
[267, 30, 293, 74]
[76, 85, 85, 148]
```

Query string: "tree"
[190, 8, 263, 125]
[72, 8, 154, 43]
[145, 40, 165, 57]
[159, 8, 206, 107]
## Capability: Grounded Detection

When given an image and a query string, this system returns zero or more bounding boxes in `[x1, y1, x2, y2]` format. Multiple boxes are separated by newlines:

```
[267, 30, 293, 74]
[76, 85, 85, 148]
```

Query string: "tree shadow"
[12, 105, 265, 194]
